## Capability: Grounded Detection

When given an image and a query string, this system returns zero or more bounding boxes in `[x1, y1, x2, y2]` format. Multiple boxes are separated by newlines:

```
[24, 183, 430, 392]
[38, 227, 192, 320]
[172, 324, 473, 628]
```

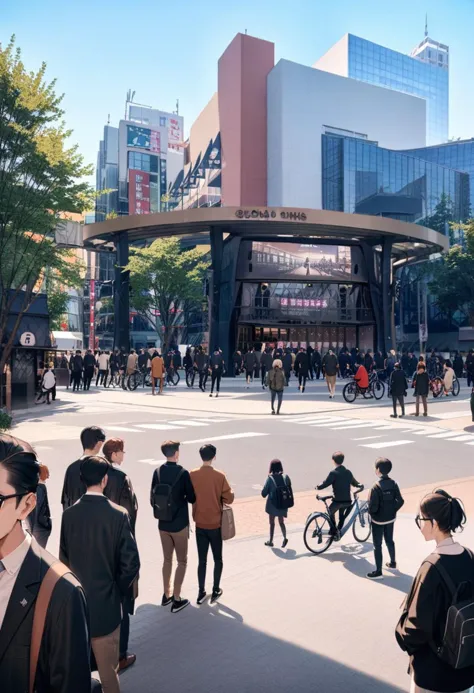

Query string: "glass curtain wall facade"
[347, 34, 448, 145]
[322, 134, 470, 231]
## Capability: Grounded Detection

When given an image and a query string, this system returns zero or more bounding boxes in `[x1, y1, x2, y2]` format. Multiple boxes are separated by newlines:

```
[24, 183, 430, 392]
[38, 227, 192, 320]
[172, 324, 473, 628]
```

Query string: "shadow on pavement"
[124, 602, 405, 692]
[464, 424, 474, 432]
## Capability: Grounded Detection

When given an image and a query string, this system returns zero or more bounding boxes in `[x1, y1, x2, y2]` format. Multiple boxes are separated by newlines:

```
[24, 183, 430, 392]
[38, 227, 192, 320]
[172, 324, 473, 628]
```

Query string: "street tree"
[125, 236, 209, 352]
[0, 37, 94, 373]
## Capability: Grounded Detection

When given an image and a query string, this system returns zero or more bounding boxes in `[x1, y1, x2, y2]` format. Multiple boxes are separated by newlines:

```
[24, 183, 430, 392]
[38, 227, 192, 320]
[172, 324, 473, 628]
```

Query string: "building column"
[361, 243, 383, 352]
[209, 227, 223, 356]
[381, 238, 395, 355]
[114, 232, 130, 353]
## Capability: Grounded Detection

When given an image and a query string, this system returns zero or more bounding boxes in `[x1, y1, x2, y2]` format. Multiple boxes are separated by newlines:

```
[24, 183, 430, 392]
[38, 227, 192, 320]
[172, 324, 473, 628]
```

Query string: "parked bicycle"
[430, 375, 460, 398]
[165, 365, 180, 387]
[303, 486, 371, 555]
[127, 368, 152, 391]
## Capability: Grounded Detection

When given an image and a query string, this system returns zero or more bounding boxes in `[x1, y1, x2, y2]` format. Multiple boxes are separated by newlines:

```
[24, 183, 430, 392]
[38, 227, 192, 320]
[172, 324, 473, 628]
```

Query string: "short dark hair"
[0, 434, 40, 501]
[80, 426, 106, 451]
[375, 457, 392, 475]
[200, 444, 217, 462]
[420, 489, 466, 533]
[269, 459, 283, 474]
[80, 456, 109, 488]
[332, 451, 344, 465]
[161, 440, 180, 458]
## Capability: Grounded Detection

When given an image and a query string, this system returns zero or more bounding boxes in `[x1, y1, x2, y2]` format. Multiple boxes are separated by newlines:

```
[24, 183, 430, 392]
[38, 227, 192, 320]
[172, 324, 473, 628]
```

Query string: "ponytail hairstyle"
[0, 434, 40, 502]
[420, 489, 466, 533]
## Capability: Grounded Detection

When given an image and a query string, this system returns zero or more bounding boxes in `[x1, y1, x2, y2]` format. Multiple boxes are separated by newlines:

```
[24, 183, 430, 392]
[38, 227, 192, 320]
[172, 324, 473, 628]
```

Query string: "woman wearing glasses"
[396, 489, 474, 693]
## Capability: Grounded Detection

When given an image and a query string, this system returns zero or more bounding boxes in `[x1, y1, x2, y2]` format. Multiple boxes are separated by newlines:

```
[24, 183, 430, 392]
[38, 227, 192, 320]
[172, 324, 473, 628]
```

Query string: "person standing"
[267, 359, 285, 415]
[209, 346, 224, 398]
[412, 363, 430, 416]
[25, 463, 52, 548]
[97, 350, 110, 386]
[102, 439, 138, 670]
[312, 348, 322, 380]
[108, 348, 120, 387]
[261, 459, 291, 548]
[385, 349, 396, 380]
[244, 348, 257, 388]
[396, 490, 474, 693]
[374, 350, 385, 372]
[151, 351, 164, 396]
[295, 347, 309, 392]
[366, 457, 404, 580]
[190, 444, 234, 605]
[150, 441, 195, 613]
[282, 347, 293, 386]
[364, 349, 374, 373]
[0, 434, 91, 693]
[83, 350, 96, 391]
[126, 349, 138, 376]
[389, 362, 408, 418]
[195, 347, 209, 392]
[61, 426, 106, 510]
[307, 344, 314, 380]
[261, 346, 273, 390]
[60, 456, 140, 693]
[453, 351, 464, 379]
[233, 350, 243, 377]
[322, 349, 338, 398]
[443, 361, 455, 396]
[71, 349, 84, 392]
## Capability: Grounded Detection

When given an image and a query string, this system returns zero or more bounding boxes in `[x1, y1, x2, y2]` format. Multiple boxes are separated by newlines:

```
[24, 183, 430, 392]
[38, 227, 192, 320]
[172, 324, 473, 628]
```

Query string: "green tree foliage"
[0, 37, 94, 371]
[125, 237, 209, 351]
[429, 219, 474, 325]
[46, 287, 70, 331]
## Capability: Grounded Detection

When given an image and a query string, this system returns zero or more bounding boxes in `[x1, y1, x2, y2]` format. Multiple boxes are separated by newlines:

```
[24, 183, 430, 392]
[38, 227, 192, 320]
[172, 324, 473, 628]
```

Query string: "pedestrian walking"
[322, 348, 338, 398]
[244, 347, 257, 388]
[396, 489, 474, 693]
[97, 350, 110, 386]
[385, 349, 396, 379]
[267, 359, 285, 414]
[71, 349, 84, 392]
[60, 456, 140, 693]
[25, 462, 52, 548]
[453, 351, 464, 379]
[190, 444, 234, 605]
[150, 441, 195, 613]
[295, 347, 309, 392]
[103, 438, 139, 670]
[412, 363, 429, 416]
[261, 346, 273, 390]
[151, 351, 164, 395]
[312, 348, 322, 379]
[126, 349, 138, 376]
[0, 434, 91, 693]
[35, 364, 56, 405]
[443, 361, 455, 396]
[366, 457, 404, 580]
[282, 347, 293, 386]
[389, 362, 408, 417]
[254, 347, 262, 380]
[83, 349, 96, 390]
[261, 459, 292, 548]
[195, 346, 209, 392]
[209, 346, 224, 398]
[233, 349, 243, 377]
[61, 425, 106, 510]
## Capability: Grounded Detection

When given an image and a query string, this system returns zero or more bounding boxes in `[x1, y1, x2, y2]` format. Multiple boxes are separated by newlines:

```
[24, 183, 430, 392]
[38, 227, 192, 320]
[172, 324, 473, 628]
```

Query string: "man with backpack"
[150, 441, 196, 613]
[367, 457, 404, 580]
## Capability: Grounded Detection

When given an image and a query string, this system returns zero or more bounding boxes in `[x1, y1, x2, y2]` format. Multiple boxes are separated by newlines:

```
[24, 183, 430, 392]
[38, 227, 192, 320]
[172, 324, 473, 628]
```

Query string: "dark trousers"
[119, 604, 130, 659]
[196, 527, 223, 592]
[371, 522, 395, 571]
[72, 371, 82, 391]
[84, 368, 94, 390]
[392, 394, 405, 415]
[271, 389, 283, 412]
[308, 363, 314, 380]
[261, 366, 267, 386]
[96, 369, 107, 386]
[328, 501, 352, 533]
[284, 369, 291, 386]
[415, 395, 428, 415]
[314, 365, 321, 379]
[211, 368, 222, 393]
[199, 370, 208, 390]
[298, 373, 307, 389]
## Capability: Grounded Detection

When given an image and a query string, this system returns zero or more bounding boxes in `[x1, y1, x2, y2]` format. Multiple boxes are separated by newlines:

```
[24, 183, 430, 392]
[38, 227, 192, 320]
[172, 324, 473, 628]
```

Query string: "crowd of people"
[0, 424, 473, 692]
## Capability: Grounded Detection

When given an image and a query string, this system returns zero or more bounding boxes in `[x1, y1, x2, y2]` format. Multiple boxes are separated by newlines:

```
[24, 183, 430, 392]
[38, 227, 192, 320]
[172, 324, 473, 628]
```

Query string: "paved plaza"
[10, 375, 474, 692]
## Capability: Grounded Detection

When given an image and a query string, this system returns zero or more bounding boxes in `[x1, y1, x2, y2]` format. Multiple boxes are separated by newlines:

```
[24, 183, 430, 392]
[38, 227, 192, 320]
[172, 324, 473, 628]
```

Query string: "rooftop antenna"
[176, 99, 179, 115]
[245, 28, 247, 34]
[424, 13, 428, 38]
[107, 113, 110, 125]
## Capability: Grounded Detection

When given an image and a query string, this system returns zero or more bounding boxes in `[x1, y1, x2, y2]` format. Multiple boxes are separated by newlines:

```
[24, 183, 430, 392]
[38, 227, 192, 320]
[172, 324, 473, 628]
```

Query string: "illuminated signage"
[235, 209, 307, 221]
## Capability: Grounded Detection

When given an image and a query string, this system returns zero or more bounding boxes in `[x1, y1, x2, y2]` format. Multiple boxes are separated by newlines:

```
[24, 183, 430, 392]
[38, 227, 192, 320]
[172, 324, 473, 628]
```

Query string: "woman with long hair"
[396, 489, 474, 693]
[261, 459, 292, 548]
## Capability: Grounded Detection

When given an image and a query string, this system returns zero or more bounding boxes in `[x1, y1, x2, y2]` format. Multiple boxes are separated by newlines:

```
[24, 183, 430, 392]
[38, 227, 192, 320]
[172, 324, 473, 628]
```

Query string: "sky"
[3, 0, 474, 184]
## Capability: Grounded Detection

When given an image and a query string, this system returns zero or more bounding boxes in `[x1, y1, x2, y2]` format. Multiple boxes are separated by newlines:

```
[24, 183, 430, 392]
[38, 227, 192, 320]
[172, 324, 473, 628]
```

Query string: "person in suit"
[71, 349, 84, 392]
[61, 426, 106, 510]
[60, 456, 140, 693]
[102, 438, 138, 671]
[0, 433, 91, 693]
[25, 463, 52, 548]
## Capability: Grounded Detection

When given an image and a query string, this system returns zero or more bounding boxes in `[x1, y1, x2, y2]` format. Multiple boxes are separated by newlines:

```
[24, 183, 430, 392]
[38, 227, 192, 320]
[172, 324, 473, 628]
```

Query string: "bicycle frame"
[307, 495, 368, 539]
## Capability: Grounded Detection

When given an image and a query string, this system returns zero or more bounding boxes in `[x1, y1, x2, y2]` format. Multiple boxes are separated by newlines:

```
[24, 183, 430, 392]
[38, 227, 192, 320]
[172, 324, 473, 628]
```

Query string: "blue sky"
[3, 0, 474, 183]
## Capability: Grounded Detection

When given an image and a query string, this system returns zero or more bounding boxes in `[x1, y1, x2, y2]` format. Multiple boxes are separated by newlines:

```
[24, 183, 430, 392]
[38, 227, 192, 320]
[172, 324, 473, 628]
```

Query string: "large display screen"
[127, 125, 161, 153]
[237, 241, 366, 281]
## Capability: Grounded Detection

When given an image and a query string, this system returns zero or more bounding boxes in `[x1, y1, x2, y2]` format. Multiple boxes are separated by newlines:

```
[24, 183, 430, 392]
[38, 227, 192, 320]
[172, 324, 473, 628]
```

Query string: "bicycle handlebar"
[354, 485, 364, 494]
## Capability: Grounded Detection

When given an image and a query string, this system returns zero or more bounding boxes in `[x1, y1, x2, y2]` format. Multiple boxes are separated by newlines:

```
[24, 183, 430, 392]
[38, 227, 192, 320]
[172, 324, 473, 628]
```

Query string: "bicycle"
[342, 375, 383, 403]
[106, 370, 126, 389]
[127, 368, 152, 391]
[164, 365, 180, 387]
[303, 486, 371, 555]
[185, 366, 197, 388]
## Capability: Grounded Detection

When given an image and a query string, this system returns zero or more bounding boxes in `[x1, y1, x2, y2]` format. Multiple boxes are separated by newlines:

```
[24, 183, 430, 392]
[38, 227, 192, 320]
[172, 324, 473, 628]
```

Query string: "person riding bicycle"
[354, 363, 369, 392]
[316, 451, 363, 538]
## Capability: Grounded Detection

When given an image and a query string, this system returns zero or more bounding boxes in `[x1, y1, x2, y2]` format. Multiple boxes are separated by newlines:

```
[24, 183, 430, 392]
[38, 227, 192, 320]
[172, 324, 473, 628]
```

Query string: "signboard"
[150, 130, 161, 153]
[419, 323, 428, 343]
[129, 169, 150, 215]
[20, 332, 35, 347]
[168, 117, 182, 150]
[160, 159, 167, 210]
[127, 125, 162, 154]
[89, 280, 96, 351]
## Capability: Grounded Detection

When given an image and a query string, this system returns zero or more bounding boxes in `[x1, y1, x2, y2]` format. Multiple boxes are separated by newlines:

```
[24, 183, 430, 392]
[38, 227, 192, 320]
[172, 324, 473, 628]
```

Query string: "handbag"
[221, 505, 236, 541]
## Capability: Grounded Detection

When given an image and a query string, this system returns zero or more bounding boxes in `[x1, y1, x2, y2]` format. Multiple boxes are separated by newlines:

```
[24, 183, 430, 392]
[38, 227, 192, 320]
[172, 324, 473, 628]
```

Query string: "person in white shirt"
[97, 350, 110, 387]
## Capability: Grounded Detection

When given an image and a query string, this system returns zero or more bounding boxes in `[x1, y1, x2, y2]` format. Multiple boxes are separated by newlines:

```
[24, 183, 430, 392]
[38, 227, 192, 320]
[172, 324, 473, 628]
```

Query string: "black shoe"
[171, 598, 190, 613]
[265, 540, 274, 547]
[199, 385, 204, 392]
[276, 410, 281, 415]
[209, 393, 213, 397]
[282, 538, 288, 548]
[390, 414, 397, 418]
[215, 393, 219, 398]
[161, 594, 173, 607]
[271, 410, 275, 415]
[367, 570, 383, 580]
[423, 412, 428, 417]
[197, 591, 207, 605]
[386, 562, 397, 570]
[302, 387, 305, 392]
[210, 588, 223, 604]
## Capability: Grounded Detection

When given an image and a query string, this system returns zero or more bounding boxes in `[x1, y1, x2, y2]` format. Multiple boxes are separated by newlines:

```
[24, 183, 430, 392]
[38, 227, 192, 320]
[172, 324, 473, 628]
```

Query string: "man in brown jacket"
[190, 444, 234, 605]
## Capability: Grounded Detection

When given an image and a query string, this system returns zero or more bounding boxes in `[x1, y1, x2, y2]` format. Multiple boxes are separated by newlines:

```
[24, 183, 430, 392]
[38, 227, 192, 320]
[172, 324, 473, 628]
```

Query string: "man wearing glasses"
[0, 433, 91, 692]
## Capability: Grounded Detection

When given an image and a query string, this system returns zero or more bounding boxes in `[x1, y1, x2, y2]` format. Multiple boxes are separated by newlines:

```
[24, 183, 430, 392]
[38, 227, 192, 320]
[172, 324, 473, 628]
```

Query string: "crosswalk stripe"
[445, 435, 474, 442]
[352, 435, 385, 441]
[182, 432, 268, 445]
[431, 410, 471, 420]
[105, 426, 141, 432]
[169, 420, 209, 426]
[310, 419, 366, 428]
[329, 422, 377, 430]
[428, 431, 465, 439]
[289, 416, 344, 424]
[360, 440, 414, 449]
[136, 423, 185, 430]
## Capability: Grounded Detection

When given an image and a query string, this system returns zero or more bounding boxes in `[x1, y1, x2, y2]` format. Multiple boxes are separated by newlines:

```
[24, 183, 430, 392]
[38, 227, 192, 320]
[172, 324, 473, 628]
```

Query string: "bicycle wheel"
[373, 380, 385, 400]
[343, 381, 357, 403]
[128, 373, 139, 391]
[144, 372, 152, 387]
[171, 370, 180, 386]
[303, 513, 334, 555]
[452, 377, 460, 396]
[352, 505, 372, 543]
[432, 377, 444, 398]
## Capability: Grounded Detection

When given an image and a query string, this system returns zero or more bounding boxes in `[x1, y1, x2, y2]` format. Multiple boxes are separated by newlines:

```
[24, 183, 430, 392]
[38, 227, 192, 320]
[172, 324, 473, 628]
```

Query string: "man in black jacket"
[61, 426, 106, 510]
[0, 434, 91, 693]
[412, 363, 430, 416]
[244, 348, 257, 387]
[60, 456, 140, 693]
[150, 441, 195, 614]
[83, 350, 96, 391]
[367, 457, 404, 580]
[71, 349, 84, 392]
[322, 349, 338, 398]
[317, 451, 362, 536]
[295, 348, 309, 392]
[209, 347, 224, 398]
[312, 348, 322, 379]
[389, 362, 408, 417]
[195, 347, 209, 392]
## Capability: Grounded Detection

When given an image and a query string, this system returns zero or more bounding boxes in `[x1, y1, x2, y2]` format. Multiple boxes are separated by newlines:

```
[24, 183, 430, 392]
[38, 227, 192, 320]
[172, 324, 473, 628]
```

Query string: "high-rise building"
[95, 125, 119, 222]
[314, 30, 449, 146]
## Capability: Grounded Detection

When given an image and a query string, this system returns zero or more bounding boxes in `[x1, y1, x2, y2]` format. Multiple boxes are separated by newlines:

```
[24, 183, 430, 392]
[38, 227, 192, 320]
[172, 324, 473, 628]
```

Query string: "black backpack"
[376, 481, 399, 519]
[426, 551, 474, 670]
[270, 474, 294, 510]
[152, 466, 184, 521]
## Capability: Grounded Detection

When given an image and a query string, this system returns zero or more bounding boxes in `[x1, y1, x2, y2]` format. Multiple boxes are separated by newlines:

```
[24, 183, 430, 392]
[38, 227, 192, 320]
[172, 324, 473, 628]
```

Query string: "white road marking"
[169, 420, 209, 426]
[138, 458, 163, 465]
[182, 432, 268, 445]
[445, 435, 474, 442]
[428, 431, 466, 439]
[329, 422, 378, 430]
[360, 440, 414, 449]
[310, 419, 366, 428]
[351, 435, 385, 441]
[431, 410, 471, 420]
[105, 426, 142, 432]
[136, 423, 185, 430]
